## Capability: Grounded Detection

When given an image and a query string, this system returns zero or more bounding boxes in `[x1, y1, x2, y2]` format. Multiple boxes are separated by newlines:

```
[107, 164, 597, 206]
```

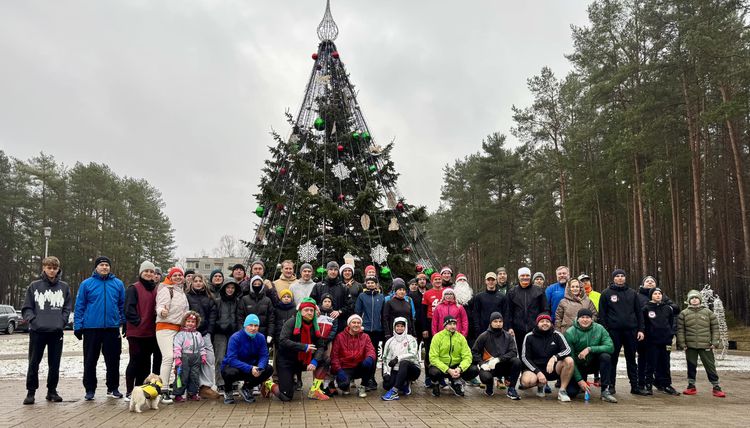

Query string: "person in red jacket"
[330, 314, 377, 398]
[431, 288, 468, 337]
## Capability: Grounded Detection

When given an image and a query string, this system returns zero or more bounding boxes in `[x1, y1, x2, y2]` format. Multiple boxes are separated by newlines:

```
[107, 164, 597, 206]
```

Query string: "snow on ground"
[2, 332, 749, 380]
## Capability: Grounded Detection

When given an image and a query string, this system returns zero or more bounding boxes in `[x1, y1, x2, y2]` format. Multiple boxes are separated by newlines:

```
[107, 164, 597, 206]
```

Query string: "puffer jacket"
[74, 271, 125, 330]
[272, 301, 297, 341]
[677, 294, 719, 349]
[431, 301, 468, 337]
[330, 327, 377, 373]
[239, 283, 276, 337]
[213, 279, 241, 336]
[155, 284, 189, 326]
[564, 320, 614, 382]
[186, 287, 217, 335]
[555, 283, 597, 333]
[643, 300, 675, 345]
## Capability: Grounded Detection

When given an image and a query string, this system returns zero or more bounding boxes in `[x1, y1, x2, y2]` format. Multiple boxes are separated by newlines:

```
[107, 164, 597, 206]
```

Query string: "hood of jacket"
[564, 282, 583, 302]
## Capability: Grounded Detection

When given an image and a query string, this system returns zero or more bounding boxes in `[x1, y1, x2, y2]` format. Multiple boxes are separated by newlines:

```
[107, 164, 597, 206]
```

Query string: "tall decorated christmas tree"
[248, 1, 439, 281]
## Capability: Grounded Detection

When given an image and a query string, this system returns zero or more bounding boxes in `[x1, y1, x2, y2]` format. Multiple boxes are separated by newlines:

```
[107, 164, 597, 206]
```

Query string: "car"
[0, 304, 21, 334]
[15, 310, 29, 332]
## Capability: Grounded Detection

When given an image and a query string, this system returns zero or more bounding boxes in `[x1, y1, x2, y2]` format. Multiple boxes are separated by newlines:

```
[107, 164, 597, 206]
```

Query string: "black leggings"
[382, 360, 421, 390]
[125, 336, 159, 394]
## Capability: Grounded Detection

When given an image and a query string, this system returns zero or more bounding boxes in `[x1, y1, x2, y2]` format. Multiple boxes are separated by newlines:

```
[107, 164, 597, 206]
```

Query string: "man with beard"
[472, 312, 521, 400]
[546, 266, 569, 324]
[519, 314, 574, 402]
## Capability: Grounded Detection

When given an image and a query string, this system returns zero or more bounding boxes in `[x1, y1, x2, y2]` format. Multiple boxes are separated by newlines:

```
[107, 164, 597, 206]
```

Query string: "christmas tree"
[248, 1, 439, 281]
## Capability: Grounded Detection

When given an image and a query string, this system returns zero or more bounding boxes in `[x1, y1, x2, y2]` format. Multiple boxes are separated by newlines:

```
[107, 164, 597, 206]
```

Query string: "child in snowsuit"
[173, 311, 208, 401]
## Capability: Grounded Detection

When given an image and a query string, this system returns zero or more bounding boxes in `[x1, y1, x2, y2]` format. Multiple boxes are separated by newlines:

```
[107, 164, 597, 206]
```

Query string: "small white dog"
[129, 373, 163, 413]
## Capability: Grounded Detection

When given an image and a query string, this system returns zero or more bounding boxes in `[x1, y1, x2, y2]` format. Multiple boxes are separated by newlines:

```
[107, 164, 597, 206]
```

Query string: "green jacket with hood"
[564, 319, 614, 382]
[429, 328, 472, 373]
[677, 290, 719, 349]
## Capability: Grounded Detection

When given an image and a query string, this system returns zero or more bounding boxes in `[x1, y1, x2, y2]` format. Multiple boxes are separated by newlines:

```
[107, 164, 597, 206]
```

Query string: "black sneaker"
[644, 384, 654, 395]
[84, 391, 95, 401]
[365, 378, 378, 391]
[450, 381, 465, 397]
[106, 389, 123, 399]
[631, 386, 649, 396]
[223, 391, 235, 404]
[295, 379, 303, 391]
[506, 387, 521, 400]
[484, 386, 494, 397]
[46, 391, 63, 402]
[23, 392, 35, 405]
[431, 383, 441, 397]
[610, 386, 616, 395]
[239, 387, 256, 403]
[663, 385, 680, 396]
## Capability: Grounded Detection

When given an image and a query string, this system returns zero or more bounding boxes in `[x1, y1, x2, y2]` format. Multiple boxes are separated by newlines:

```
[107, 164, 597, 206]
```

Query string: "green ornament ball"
[368, 165, 377, 172]
[275, 226, 285, 235]
[424, 268, 434, 276]
[362, 131, 371, 141]
[352, 131, 361, 140]
[316, 266, 326, 275]
[255, 206, 265, 217]
[380, 266, 391, 277]
[314, 117, 326, 131]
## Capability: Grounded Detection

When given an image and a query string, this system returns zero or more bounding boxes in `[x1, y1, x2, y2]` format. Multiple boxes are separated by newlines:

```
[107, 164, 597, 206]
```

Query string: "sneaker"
[399, 384, 411, 396]
[450, 381, 464, 397]
[536, 386, 546, 398]
[340, 384, 351, 395]
[644, 384, 654, 395]
[713, 386, 726, 398]
[45, 391, 63, 402]
[440, 379, 449, 389]
[631, 386, 649, 396]
[381, 388, 399, 401]
[189, 394, 201, 401]
[308, 388, 330, 401]
[365, 379, 378, 391]
[223, 391, 235, 404]
[683, 384, 697, 395]
[161, 392, 173, 404]
[543, 384, 552, 394]
[239, 387, 256, 403]
[431, 383, 441, 397]
[123, 393, 131, 402]
[468, 377, 481, 387]
[295, 379, 303, 391]
[484, 386, 494, 397]
[557, 389, 571, 402]
[251, 385, 261, 396]
[173, 395, 185, 403]
[424, 378, 433, 388]
[23, 393, 34, 405]
[506, 387, 520, 400]
[609, 386, 617, 395]
[601, 389, 618, 403]
[663, 385, 680, 396]
[106, 389, 123, 399]
[84, 391, 95, 401]
[357, 385, 367, 398]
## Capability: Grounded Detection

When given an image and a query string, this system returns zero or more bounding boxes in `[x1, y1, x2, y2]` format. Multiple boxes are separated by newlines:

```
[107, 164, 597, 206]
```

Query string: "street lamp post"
[43, 226, 52, 258]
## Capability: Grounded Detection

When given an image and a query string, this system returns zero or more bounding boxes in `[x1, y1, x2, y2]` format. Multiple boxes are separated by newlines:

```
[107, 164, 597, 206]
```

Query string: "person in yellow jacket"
[427, 316, 479, 397]
[578, 274, 601, 311]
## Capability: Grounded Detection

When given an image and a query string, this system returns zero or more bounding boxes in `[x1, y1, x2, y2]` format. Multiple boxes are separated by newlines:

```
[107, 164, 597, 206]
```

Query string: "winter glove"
[388, 357, 399, 368]
[480, 363, 490, 371]
[487, 357, 500, 370]
[267, 336, 273, 345]
[174, 358, 182, 367]
[362, 357, 374, 369]
[336, 370, 349, 385]
[74, 330, 83, 341]
[201, 355, 207, 365]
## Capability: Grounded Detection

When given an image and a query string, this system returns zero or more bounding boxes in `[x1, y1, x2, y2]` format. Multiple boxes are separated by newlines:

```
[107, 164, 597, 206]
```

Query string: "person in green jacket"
[564, 309, 617, 403]
[676, 290, 725, 398]
[428, 316, 479, 397]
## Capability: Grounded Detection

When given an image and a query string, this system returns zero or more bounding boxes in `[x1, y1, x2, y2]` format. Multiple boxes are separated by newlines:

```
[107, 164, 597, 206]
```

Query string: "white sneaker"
[558, 389, 571, 402]
[252, 386, 261, 396]
[536, 386, 546, 398]
[123, 393, 131, 402]
[357, 385, 367, 398]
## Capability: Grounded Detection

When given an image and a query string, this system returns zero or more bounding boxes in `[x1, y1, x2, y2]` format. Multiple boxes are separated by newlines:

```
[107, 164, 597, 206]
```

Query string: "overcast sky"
[0, 1, 591, 258]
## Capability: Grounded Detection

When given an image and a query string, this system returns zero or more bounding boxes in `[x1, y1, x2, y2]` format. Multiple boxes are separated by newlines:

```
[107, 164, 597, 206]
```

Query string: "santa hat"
[440, 267, 453, 275]
[430, 272, 442, 283]
[455, 273, 468, 283]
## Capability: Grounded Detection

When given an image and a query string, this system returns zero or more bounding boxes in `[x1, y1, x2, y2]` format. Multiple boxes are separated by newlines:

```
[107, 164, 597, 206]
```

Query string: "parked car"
[0, 304, 21, 334]
[15, 310, 29, 332]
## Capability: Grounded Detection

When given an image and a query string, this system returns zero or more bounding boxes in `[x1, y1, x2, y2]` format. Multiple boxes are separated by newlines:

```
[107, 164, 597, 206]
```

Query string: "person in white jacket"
[380, 317, 420, 401]
[154, 267, 190, 404]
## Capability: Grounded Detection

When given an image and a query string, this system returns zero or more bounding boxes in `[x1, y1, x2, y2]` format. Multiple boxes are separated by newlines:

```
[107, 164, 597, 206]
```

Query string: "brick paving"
[0, 370, 747, 428]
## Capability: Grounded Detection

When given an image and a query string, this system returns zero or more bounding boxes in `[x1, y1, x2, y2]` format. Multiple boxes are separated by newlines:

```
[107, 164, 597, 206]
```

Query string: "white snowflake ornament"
[298, 240, 319, 263]
[370, 244, 389, 264]
[332, 162, 351, 180]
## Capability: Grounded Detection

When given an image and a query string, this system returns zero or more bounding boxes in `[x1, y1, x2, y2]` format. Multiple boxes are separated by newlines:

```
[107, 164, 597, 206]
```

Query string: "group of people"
[20, 256, 726, 407]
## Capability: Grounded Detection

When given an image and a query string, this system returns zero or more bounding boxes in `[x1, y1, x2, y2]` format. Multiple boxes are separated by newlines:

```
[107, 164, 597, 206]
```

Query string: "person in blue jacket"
[74, 256, 126, 400]
[220, 314, 273, 404]
[546, 266, 569, 323]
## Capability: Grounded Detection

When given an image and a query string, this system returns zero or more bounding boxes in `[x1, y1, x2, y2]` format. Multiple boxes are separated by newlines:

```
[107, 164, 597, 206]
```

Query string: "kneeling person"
[564, 309, 617, 403]
[472, 312, 522, 400]
[428, 316, 479, 397]
[520, 313, 575, 402]
[220, 314, 274, 404]
[381, 317, 421, 401]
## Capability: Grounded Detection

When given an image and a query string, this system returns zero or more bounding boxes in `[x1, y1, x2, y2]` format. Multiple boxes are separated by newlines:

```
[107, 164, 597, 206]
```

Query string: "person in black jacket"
[636, 275, 680, 394]
[239, 275, 276, 339]
[519, 313, 574, 402]
[21, 256, 72, 405]
[470, 272, 507, 340]
[505, 267, 548, 352]
[643, 288, 680, 396]
[471, 312, 521, 399]
[212, 278, 241, 392]
[383, 279, 415, 339]
[310, 261, 349, 332]
[186, 274, 219, 398]
[598, 269, 645, 396]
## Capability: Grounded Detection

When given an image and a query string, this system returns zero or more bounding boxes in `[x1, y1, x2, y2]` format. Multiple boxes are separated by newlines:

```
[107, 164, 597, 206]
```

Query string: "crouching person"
[220, 314, 273, 404]
[471, 312, 522, 400]
[381, 317, 421, 401]
[428, 316, 479, 397]
[330, 315, 377, 398]
[564, 309, 617, 403]
[519, 313, 575, 402]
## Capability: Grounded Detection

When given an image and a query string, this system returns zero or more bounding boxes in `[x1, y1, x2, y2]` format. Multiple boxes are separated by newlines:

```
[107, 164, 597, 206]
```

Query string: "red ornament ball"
[332, 51, 340, 59]
[337, 144, 344, 152]
[416, 264, 424, 272]
[396, 202, 405, 212]
[279, 167, 287, 176]
[312, 53, 318, 60]
[338, 193, 345, 202]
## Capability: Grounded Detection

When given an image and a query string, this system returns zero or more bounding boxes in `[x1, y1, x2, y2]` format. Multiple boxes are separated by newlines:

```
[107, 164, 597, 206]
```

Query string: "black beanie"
[611, 268, 626, 280]
[392, 278, 406, 291]
[577, 308, 594, 319]
[490, 312, 503, 322]
[231, 263, 246, 272]
[94, 256, 112, 269]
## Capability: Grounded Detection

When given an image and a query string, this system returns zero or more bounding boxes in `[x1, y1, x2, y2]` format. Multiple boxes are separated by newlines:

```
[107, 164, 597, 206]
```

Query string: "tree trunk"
[682, 73, 705, 283]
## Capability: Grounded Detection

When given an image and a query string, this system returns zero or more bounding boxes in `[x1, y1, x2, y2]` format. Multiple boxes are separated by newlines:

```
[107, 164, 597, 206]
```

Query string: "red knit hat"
[535, 313, 552, 324]
[167, 267, 184, 278]
[430, 272, 442, 283]
[455, 273, 468, 282]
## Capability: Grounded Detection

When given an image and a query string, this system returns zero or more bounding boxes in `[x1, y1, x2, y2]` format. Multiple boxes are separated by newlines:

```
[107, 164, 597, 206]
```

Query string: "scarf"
[293, 297, 321, 337]
[298, 320, 314, 365]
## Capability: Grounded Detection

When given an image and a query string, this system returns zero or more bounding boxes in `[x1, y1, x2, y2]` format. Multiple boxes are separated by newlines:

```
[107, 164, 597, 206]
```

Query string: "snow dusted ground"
[1, 331, 749, 379]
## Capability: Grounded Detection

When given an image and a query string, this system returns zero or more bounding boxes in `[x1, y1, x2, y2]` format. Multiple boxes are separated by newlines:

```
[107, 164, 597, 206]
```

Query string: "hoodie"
[214, 279, 241, 336]
[599, 282, 644, 332]
[22, 270, 72, 332]
[290, 277, 316, 306]
[381, 317, 419, 376]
